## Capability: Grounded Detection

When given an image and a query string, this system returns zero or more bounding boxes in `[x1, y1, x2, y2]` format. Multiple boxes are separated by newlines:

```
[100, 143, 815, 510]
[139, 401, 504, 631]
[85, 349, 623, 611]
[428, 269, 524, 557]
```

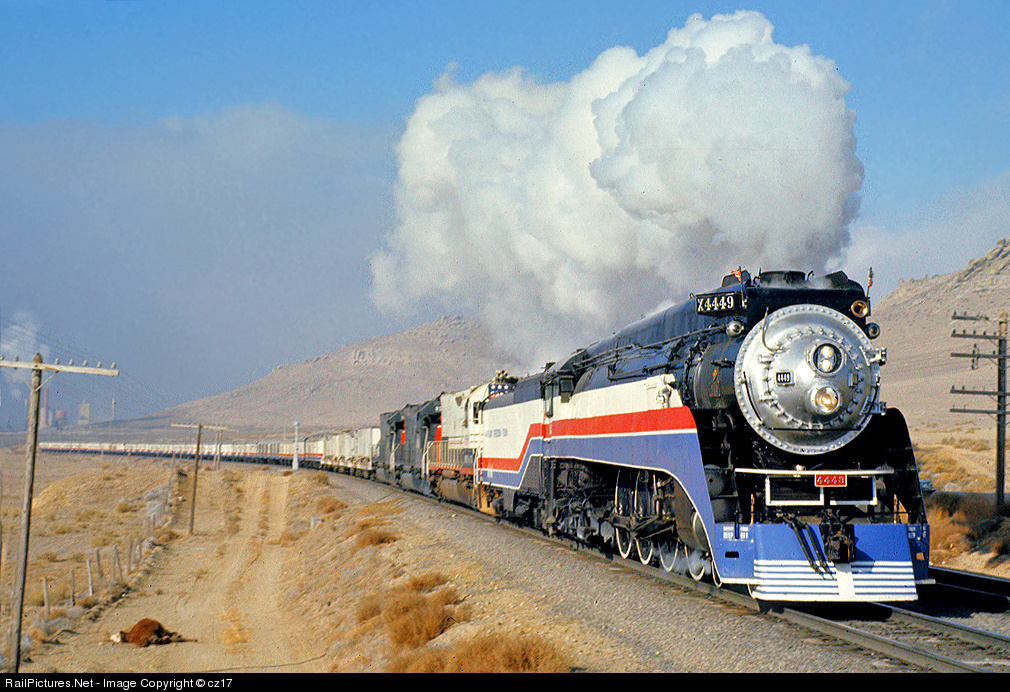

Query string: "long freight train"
[44, 269, 930, 602]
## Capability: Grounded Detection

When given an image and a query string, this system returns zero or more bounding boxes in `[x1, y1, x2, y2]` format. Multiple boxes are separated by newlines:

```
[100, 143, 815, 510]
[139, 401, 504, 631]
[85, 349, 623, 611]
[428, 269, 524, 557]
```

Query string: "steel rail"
[886, 603, 1010, 653]
[931, 566, 1010, 600]
[773, 606, 989, 673]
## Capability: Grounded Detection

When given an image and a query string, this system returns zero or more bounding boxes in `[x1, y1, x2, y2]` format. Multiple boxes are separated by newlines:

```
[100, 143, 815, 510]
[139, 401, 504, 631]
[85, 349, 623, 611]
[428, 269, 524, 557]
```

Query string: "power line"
[0, 354, 118, 673]
[0, 314, 167, 423]
[950, 311, 1008, 506]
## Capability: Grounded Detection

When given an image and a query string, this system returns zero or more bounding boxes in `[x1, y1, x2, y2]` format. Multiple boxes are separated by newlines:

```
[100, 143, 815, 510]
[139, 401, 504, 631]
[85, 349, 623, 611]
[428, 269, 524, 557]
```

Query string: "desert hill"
[872, 237, 1010, 430]
[156, 315, 522, 436]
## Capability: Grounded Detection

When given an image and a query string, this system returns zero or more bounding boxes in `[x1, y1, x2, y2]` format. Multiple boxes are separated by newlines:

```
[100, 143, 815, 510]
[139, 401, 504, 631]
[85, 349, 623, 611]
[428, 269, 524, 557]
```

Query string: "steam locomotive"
[375, 268, 929, 601]
[45, 269, 930, 602]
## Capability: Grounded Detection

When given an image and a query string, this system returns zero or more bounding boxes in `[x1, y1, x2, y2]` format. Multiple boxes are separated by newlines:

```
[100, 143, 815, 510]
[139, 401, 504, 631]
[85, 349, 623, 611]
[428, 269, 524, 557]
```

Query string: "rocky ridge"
[161, 315, 522, 435]
[872, 237, 1010, 429]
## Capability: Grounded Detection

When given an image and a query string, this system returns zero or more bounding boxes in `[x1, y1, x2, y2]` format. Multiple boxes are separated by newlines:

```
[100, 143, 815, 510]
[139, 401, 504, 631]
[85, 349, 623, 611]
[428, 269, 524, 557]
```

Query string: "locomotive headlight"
[812, 343, 842, 375]
[811, 385, 842, 415]
[734, 303, 883, 455]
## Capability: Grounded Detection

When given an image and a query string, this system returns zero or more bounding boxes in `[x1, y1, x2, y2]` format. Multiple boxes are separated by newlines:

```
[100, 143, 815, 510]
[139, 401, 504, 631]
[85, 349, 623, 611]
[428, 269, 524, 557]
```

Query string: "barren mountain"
[161, 315, 523, 435]
[872, 237, 1010, 430]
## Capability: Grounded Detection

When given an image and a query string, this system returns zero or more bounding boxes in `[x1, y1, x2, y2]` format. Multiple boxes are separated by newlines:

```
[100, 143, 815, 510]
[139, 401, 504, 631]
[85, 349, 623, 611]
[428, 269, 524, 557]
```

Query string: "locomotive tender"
[44, 269, 930, 602]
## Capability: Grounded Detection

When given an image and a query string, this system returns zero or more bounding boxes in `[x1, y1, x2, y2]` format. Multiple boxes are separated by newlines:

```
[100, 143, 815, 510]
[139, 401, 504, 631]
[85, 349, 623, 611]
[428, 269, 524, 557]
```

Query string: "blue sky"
[1, 1, 1008, 425]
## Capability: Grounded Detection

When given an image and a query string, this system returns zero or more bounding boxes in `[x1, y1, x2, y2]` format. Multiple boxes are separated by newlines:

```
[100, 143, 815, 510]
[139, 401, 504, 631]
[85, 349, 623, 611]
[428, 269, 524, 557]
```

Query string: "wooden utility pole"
[191, 424, 202, 535]
[0, 353, 118, 672]
[951, 311, 1008, 506]
[171, 423, 226, 535]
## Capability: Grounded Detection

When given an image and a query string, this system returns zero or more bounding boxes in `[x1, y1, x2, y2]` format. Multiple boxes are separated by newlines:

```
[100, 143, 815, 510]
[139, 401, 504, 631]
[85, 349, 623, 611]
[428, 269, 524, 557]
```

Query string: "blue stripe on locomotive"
[481, 424, 719, 563]
[480, 413, 929, 596]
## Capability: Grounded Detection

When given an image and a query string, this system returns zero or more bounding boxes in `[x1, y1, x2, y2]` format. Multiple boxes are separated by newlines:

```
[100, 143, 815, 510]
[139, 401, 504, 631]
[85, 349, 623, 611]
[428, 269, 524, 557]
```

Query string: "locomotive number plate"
[695, 291, 743, 315]
[814, 473, 847, 488]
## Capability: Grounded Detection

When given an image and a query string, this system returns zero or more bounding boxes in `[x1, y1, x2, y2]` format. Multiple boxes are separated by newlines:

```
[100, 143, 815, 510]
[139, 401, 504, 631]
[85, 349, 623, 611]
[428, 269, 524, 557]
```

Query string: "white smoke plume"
[371, 11, 863, 366]
[1, 310, 50, 400]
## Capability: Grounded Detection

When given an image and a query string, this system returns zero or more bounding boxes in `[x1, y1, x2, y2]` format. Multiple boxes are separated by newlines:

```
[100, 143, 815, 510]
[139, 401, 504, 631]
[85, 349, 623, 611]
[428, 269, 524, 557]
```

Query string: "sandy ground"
[2, 448, 576, 673]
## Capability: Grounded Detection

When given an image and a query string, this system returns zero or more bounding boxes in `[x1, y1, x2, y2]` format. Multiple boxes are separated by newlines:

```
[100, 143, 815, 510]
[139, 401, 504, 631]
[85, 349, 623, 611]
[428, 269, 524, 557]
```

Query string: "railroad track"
[930, 566, 1010, 601]
[781, 602, 1010, 672]
[598, 556, 1010, 672]
[599, 561, 1010, 671]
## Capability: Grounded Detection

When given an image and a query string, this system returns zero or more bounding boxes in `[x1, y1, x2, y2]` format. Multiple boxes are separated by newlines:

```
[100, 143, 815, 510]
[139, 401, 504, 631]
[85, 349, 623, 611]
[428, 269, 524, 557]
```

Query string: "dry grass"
[76, 595, 98, 608]
[219, 610, 250, 650]
[384, 588, 469, 648]
[915, 443, 987, 492]
[928, 492, 996, 528]
[354, 515, 389, 531]
[221, 471, 244, 535]
[91, 533, 115, 548]
[926, 492, 1010, 565]
[354, 527, 398, 551]
[27, 626, 57, 644]
[408, 572, 448, 592]
[382, 590, 453, 647]
[156, 528, 179, 543]
[355, 594, 384, 624]
[350, 512, 398, 551]
[939, 436, 992, 452]
[355, 572, 471, 649]
[74, 508, 104, 522]
[927, 504, 975, 565]
[387, 631, 573, 673]
[279, 528, 306, 546]
[26, 581, 70, 607]
[359, 500, 404, 517]
[316, 496, 346, 516]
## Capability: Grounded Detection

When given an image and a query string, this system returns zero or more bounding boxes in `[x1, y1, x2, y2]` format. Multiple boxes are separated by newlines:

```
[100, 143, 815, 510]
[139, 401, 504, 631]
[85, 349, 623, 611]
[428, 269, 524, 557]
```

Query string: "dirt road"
[11, 452, 571, 674]
[19, 462, 330, 673]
